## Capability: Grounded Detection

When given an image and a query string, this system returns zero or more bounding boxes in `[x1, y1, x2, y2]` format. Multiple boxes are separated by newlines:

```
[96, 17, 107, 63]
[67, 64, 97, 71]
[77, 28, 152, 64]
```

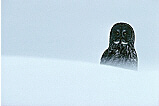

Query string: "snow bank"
[2, 56, 159, 106]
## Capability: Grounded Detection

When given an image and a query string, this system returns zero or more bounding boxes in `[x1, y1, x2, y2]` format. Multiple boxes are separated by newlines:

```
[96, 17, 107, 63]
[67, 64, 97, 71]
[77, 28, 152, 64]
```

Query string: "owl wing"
[100, 49, 111, 64]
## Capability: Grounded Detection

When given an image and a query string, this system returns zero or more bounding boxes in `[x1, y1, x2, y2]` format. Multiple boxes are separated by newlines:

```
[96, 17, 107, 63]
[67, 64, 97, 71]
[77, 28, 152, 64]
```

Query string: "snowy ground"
[2, 0, 159, 105]
[2, 56, 159, 106]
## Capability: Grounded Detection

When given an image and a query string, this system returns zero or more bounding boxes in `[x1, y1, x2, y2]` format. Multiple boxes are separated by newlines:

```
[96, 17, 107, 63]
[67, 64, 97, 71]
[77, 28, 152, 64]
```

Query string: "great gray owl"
[100, 22, 138, 70]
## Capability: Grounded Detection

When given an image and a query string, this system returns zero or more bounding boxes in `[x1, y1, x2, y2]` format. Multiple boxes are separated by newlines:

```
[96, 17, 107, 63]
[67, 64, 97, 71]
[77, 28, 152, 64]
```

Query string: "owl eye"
[123, 32, 127, 35]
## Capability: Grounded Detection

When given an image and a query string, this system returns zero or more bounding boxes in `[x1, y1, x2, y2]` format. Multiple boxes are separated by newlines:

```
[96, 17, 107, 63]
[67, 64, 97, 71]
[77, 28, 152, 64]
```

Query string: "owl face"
[109, 23, 135, 47]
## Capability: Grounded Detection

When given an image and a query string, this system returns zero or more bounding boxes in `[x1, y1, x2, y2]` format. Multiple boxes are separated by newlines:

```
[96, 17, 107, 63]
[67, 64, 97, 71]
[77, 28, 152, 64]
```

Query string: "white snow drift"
[2, 56, 159, 106]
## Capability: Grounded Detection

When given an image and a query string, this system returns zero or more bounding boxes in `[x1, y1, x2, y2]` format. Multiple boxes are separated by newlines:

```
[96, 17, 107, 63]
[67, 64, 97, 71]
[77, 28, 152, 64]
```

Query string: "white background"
[2, 0, 159, 68]
[2, 0, 159, 105]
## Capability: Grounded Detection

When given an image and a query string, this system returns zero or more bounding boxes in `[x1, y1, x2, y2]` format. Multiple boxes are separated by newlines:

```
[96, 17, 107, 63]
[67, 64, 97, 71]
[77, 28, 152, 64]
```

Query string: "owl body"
[100, 23, 138, 70]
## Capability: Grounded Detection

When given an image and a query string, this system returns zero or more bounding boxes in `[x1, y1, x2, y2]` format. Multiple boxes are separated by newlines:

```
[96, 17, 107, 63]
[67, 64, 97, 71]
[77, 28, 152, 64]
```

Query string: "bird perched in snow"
[100, 22, 138, 70]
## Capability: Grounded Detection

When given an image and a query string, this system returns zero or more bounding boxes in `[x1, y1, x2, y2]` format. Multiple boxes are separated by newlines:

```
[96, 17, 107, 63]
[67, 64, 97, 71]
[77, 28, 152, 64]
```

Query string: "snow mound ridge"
[2, 56, 159, 106]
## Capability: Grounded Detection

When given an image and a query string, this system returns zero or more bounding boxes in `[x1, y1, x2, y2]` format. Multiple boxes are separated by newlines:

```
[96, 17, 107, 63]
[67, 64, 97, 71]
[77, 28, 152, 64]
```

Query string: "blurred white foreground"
[2, 56, 159, 106]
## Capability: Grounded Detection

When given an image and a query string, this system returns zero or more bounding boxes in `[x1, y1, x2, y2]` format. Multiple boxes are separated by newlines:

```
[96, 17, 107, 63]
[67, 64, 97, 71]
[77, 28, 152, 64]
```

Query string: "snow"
[2, 56, 159, 106]
[2, 0, 159, 105]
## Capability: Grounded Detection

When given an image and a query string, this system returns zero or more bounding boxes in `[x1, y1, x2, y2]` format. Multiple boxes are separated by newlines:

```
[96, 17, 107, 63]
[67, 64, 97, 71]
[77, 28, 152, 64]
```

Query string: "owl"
[100, 22, 138, 70]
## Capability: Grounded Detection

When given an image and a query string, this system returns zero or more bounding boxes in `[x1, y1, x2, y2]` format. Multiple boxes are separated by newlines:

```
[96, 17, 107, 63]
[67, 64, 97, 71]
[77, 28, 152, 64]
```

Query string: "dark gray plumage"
[100, 22, 138, 70]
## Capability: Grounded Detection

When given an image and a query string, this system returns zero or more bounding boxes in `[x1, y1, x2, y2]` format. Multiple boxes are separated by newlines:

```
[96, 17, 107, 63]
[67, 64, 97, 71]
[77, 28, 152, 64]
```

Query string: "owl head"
[109, 22, 135, 49]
